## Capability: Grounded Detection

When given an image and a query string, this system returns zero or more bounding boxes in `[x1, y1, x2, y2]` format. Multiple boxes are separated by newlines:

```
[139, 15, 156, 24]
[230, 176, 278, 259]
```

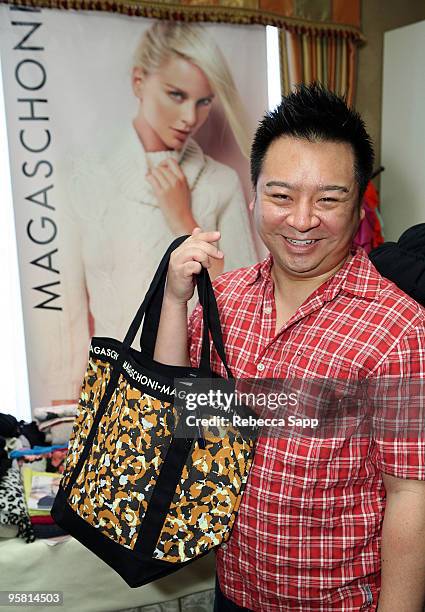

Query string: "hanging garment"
[353, 182, 384, 254]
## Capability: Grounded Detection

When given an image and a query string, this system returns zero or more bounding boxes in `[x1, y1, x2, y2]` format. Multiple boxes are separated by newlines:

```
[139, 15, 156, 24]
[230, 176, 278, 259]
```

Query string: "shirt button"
[264, 306, 272, 314]
[257, 363, 265, 372]
[221, 543, 228, 550]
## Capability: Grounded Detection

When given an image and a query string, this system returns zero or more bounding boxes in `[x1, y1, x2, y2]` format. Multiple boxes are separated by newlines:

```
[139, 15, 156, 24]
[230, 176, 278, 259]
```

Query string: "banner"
[0, 6, 268, 409]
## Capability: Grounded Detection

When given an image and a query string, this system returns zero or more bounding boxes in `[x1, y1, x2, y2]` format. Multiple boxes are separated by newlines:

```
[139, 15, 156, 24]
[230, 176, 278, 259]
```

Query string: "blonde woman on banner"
[56, 21, 258, 403]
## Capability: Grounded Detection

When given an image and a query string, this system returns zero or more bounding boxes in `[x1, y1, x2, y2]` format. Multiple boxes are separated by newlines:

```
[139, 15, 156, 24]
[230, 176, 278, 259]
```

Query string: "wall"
[356, 0, 425, 185]
[380, 20, 425, 241]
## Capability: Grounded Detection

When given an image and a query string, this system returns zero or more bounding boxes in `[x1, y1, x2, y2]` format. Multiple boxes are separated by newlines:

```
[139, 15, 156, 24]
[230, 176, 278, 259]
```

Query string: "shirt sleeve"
[187, 300, 203, 368]
[369, 323, 425, 480]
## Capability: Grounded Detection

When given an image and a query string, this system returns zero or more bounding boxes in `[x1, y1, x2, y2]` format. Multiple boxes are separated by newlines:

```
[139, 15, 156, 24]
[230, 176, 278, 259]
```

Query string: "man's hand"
[146, 159, 197, 235]
[153, 228, 223, 366]
[164, 227, 223, 304]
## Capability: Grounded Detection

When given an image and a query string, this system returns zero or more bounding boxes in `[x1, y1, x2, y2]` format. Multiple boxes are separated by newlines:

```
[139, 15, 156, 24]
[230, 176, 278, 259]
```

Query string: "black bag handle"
[195, 270, 233, 378]
[123, 236, 186, 349]
[138, 236, 232, 378]
[124, 236, 232, 378]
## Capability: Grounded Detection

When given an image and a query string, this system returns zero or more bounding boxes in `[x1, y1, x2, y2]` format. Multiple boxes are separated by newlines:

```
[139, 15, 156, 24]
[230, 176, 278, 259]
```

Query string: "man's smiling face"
[251, 136, 364, 281]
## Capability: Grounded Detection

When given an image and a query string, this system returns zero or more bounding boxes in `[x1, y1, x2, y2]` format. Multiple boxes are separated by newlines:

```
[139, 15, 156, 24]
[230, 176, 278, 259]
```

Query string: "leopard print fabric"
[0, 467, 35, 543]
[62, 356, 254, 561]
[67, 374, 176, 549]
[61, 357, 111, 491]
[153, 431, 254, 562]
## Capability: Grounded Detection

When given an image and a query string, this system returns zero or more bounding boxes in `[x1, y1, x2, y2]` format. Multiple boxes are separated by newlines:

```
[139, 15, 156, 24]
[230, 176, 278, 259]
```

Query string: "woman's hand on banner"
[147, 159, 196, 235]
[165, 227, 223, 304]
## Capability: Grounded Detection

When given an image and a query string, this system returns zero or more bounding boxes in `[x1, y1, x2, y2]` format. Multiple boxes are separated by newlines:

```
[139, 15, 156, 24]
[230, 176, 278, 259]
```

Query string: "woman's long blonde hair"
[134, 21, 251, 158]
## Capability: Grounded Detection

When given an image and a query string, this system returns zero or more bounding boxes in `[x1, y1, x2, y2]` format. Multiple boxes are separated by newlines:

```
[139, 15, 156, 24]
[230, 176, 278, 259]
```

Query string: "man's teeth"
[286, 238, 317, 245]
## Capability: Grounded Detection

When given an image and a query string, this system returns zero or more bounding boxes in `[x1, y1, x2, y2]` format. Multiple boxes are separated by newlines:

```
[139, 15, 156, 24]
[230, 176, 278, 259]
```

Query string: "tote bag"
[51, 236, 256, 587]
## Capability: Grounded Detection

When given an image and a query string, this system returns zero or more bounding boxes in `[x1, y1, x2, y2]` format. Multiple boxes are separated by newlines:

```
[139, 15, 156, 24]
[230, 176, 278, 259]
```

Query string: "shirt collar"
[244, 253, 273, 287]
[245, 246, 382, 302]
[324, 246, 382, 301]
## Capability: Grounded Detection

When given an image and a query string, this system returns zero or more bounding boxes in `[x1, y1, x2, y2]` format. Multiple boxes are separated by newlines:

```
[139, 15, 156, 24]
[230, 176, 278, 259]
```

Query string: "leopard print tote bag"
[51, 236, 256, 587]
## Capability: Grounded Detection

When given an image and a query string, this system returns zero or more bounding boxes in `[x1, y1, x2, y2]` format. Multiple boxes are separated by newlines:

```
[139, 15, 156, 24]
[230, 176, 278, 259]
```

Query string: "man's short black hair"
[251, 83, 374, 202]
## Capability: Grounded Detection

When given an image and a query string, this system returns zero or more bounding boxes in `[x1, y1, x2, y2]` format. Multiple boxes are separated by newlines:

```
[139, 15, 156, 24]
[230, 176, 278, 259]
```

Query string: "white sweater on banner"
[50, 125, 257, 402]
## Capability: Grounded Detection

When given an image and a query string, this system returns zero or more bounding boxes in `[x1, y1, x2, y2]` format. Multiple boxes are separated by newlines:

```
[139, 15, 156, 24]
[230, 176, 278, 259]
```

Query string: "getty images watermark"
[173, 377, 425, 440]
[174, 378, 320, 439]
[183, 387, 318, 430]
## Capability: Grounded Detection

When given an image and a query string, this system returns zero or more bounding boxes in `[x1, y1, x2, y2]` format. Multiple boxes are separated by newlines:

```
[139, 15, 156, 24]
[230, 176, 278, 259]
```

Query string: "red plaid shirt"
[188, 247, 425, 611]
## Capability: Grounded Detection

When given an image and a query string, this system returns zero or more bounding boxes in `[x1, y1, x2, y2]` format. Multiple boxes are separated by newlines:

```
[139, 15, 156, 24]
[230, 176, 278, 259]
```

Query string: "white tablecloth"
[0, 537, 215, 612]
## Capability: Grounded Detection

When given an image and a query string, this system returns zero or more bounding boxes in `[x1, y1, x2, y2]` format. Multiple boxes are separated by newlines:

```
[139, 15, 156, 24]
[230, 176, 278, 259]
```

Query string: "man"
[153, 84, 425, 611]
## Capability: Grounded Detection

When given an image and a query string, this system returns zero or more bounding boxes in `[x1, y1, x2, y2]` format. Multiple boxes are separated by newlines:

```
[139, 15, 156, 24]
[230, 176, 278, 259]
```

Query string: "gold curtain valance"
[0, 0, 364, 43]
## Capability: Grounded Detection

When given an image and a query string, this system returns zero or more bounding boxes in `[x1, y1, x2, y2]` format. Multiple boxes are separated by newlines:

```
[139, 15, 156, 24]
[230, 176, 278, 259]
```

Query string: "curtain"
[0, 0, 362, 35]
[279, 27, 359, 107]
